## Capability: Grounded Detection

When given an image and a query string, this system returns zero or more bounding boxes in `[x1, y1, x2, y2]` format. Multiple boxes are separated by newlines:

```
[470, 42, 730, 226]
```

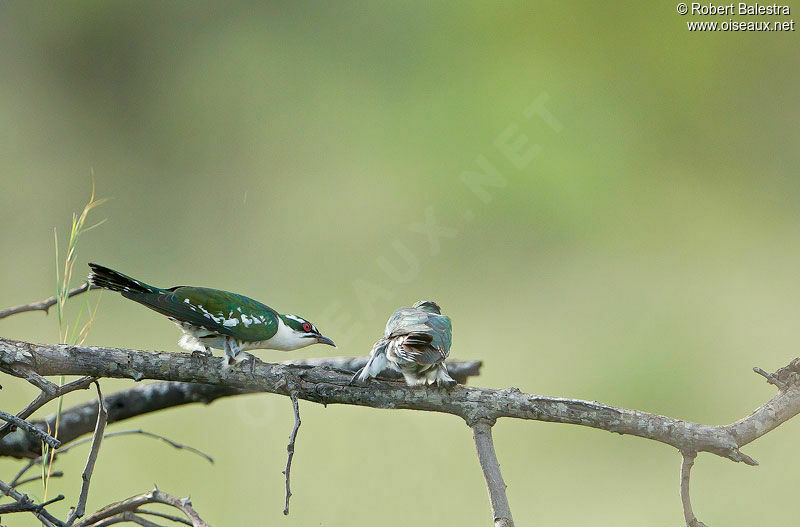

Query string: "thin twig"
[283, 391, 301, 515]
[0, 283, 90, 320]
[67, 382, 108, 525]
[0, 478, 65, 526]
[753, 366, 788, 391]
[0, 493, 65, 514]
[4, 429, 204, 511]
[123, 514, 168, 527]
[86, 511, 167, 527]
[680, 451, 707, 527]
[16, 368, 59, 394]
[10, 459, 37, 486]
[472, 420, 514, 527]
[38, 517, 61, 527]
[136, 508, 192, 526]
[12, 471, 64, 489]
[0, 409, 61, 449]
[56, 430, 213, 464]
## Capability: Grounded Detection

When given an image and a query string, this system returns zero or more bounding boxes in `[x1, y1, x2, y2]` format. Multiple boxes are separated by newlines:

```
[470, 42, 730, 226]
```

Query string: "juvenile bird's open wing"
[393, 333, 444, 365]
[122, 286, 280, 342]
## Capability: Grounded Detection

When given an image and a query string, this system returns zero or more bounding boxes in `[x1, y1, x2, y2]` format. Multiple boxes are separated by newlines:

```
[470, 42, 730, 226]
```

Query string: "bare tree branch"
[58, 430, 213, 464]
[76, 487, 209, 527]
[10, 459, 37, 486]
[472, 420, 513, 527]
[0, 375, 95, 442]
[0, 492, 65, 515]
[11, 471, 64, 489]
[753, 366, 787, 391]
[0, 282, 90, 319]
[88, 512, 167, 527]
[0, 337, 792, 465]
[135, 509, 192, 526]
[0, 381, 238, 459]
[66, 382, 108, 525]
[5, 429, 212, 503]
[283, 391, 301, 515]
[0, 361, 481, 459]
[0, 478, 65, 526]
[680, 451, 707, 527]
[5, 337, 800, 525]
[0, 409, 61, 449]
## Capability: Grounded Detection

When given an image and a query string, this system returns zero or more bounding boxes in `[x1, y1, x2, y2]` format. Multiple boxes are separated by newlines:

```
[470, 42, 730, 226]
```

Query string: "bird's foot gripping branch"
[3, 336, 800, 525]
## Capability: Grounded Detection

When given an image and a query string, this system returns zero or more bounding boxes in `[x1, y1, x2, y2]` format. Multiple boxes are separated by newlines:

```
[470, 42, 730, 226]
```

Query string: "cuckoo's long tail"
[87, 263, 159, 294]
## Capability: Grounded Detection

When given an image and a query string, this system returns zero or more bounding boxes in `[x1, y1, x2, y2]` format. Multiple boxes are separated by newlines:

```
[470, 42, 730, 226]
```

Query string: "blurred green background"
[2, 1, 799, 525]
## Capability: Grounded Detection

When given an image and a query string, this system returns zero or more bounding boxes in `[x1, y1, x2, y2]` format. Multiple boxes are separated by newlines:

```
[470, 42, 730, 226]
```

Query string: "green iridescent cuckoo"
[353, 300, 456, 386]
[87, 263, 334, 365]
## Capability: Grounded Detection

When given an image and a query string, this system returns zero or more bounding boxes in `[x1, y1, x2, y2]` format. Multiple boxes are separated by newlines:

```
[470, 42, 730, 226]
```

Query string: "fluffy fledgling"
[353, 300, 455, 386]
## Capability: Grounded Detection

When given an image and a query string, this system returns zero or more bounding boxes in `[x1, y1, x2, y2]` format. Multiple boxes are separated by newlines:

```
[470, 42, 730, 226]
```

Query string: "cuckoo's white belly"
[173, 318, 295, 353]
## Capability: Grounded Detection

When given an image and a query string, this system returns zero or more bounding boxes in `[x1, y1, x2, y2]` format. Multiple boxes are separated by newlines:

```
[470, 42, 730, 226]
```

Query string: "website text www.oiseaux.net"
[687, 18, 795, 29]
[678, 3, 795, 31]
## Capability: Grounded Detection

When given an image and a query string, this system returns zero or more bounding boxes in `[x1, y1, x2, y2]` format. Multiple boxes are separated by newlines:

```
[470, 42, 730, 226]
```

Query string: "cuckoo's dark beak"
[316, 335, 336, 347]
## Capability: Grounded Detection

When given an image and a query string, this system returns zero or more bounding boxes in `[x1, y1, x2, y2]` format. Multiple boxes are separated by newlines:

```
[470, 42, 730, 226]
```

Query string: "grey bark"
[472, 421, 514, 527]
[680, 451, 707, 527]
[0, 358, 481, 459]
[66, 382, 107, 525]
[74, 487, 209, 527]
[2, 337, 797, 465]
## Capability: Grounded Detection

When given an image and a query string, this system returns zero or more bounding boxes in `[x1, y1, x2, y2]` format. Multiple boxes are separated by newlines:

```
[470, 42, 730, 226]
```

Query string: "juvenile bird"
[353, 300, 456, 386]
[87, 263, 334, 366]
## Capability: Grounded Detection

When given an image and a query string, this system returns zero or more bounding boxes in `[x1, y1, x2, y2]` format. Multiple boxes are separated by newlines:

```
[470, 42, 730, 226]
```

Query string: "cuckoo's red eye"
[302, 322, 312, 332]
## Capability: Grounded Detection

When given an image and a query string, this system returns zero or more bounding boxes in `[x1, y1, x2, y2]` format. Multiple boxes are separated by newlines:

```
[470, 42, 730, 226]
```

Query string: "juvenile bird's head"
[412, 300, 441, 314]
[278, 314, 336, 349]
